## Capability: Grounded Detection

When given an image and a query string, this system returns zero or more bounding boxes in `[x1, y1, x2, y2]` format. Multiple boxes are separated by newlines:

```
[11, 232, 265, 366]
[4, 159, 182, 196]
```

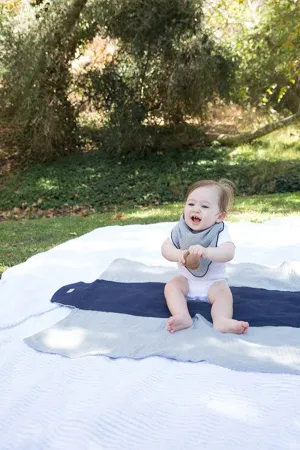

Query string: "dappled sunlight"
[206, 336, 235, 347]
[129, 209, 170, 219]
[207, 395, 258, 422]
[36, 178, 59, 191]
[44, 327, 86, 349]
[43, 327, 120, 352]
[206, 335, 300, 372]
[127, 206, 181, 221]
[228, 127, 300, 162]
[1, 2, 300, 446]
[246, 342, 300, 369]
[179, 342, 197, 352]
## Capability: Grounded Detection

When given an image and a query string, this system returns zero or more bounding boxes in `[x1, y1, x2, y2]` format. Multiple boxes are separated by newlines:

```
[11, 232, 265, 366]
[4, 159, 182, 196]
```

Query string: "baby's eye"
[202, 205, 209, 209]
[188, 203, 194, 206]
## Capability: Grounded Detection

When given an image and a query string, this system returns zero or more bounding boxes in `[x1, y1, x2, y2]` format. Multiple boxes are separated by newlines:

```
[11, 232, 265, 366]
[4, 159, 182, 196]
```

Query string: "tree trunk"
[47, 0, 89, 57]
[63, 0, 89, 35]
[16, 0, 90, 160]
[204, 107, 300, 146]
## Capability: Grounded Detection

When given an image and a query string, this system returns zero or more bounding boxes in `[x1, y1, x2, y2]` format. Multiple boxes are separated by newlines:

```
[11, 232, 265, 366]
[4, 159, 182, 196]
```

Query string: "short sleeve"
[217, 223, 234, 247]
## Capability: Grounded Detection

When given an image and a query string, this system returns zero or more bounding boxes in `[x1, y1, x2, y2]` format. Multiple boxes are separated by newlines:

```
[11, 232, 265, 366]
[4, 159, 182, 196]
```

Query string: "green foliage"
[1, 127, 299, 214]
[75, 0, 234, 153]
[1, 0, 299, 162]
[99, 0, 200, 54]
[0, 0, 235, 159]
[0, 0, 88, 161]
[205, 0, 300, 113]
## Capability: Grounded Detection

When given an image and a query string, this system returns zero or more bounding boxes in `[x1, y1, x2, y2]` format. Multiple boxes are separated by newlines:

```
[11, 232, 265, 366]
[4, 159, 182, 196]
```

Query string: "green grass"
[1, 126, 300, 215]
[1, 125, 300, 277]
[1, 191, 299, 278]
[229, 127, 300, 163]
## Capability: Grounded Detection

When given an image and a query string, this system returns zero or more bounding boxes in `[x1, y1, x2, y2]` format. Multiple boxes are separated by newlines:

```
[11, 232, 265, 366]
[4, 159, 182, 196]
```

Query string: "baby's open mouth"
[191, 215, 201, 224]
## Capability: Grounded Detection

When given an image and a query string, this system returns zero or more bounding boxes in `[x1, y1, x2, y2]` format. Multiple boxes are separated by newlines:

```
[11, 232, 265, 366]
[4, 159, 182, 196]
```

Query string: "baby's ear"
[216, 211, 226, 223]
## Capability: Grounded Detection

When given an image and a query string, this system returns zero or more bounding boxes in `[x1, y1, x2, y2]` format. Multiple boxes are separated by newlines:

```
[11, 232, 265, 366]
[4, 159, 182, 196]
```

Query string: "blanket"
[24, 259, 300, 374]
[2, 219, 300, 449]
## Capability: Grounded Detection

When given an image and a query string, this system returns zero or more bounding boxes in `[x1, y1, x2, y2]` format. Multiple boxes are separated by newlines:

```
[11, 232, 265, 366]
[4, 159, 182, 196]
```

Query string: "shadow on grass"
[0, 123, 299, 213]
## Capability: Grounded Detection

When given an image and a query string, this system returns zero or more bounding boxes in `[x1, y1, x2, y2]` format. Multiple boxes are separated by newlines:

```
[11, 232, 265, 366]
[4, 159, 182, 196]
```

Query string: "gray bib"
[171, 215, 224, 278]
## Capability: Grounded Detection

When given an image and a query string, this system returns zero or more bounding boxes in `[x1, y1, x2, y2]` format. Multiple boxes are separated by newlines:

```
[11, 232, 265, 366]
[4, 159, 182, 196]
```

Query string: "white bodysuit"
[169, 222, 233, 302]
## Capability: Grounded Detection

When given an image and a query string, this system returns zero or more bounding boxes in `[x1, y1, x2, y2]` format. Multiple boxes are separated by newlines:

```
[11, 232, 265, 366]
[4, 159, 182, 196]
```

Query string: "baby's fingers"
[179, 250, 188, 264]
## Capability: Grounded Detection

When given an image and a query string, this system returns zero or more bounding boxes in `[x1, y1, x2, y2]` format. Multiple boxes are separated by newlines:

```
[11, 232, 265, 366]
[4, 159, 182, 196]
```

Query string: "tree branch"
[204, 107, 300, 145]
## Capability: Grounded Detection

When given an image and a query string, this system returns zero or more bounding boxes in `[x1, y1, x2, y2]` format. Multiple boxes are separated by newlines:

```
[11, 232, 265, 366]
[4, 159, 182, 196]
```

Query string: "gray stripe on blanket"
[25, 309, 300, 374]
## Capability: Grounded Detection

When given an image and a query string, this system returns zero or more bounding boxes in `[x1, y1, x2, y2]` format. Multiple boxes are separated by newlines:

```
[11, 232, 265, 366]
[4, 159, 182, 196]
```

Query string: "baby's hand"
[188, 244, 205, 257]
[177, 249, 187, 265]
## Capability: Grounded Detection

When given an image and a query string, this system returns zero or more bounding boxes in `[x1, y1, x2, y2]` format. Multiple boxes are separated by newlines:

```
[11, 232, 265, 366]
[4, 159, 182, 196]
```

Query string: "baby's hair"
[185, 179, 235, 214]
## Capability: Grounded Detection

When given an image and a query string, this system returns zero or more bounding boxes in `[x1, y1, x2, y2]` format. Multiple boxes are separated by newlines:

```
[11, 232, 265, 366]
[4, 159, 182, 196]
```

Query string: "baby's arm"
[202, 242, 235, 263]
[161, 238, 186, 264]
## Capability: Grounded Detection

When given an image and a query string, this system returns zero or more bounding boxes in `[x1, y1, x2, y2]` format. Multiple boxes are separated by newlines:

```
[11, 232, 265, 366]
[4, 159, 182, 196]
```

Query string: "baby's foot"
[167, 315, 193, 333]
[213, 318, 249, 334]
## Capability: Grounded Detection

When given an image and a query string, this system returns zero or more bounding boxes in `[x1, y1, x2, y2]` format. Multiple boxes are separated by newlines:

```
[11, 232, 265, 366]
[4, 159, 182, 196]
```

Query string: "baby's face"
[184, 186, 225, 231]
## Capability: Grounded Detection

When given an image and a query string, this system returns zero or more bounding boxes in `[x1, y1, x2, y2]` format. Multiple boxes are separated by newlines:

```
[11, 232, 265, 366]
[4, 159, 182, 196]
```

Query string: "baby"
[161, 179, 249, 334]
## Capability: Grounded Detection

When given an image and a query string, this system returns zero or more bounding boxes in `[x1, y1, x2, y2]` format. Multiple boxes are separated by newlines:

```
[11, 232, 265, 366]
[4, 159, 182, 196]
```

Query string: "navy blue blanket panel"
[51, 280, 300, 328]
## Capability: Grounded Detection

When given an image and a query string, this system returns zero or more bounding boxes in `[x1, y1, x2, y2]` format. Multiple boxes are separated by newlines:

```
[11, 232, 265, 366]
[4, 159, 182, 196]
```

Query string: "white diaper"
[186, 278, 226, 303]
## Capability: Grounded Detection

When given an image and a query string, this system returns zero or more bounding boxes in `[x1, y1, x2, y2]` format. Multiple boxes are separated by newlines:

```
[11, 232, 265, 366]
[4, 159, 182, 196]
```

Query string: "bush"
[0, 146, 299, 214]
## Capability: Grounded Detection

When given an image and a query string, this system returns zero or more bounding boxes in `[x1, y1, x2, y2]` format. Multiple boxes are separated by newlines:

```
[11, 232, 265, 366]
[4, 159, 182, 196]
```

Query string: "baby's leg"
[164, 276, 192, 333]
[208, 281, 249, 334]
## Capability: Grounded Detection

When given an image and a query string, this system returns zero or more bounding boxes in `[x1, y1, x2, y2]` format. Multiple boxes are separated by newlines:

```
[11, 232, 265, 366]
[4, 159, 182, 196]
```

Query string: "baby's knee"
[208, 282, 232, 305]
[164, 280, 177, 296]
[164, 277, 187, 296]
[217, 285, 229, 296]
[210, 281, 229, 295]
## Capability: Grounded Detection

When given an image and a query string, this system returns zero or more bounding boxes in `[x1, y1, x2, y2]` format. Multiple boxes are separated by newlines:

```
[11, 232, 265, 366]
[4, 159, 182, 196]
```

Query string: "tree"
[201, 0, 300, 145]
[1, 0, 299, 159]
[75, 0, 234, 153]
[0, 0, 89, 161]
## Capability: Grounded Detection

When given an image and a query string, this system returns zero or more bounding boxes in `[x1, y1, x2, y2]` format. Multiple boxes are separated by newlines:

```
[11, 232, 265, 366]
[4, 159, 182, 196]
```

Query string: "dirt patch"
[0, 205, 97, 222]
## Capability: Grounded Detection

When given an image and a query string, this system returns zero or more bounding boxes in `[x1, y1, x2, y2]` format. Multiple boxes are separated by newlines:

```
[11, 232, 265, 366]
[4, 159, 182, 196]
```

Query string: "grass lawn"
[1, 125, 299, 277]
[1, 126, 300, 216]
[1, 191, 299, 277]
